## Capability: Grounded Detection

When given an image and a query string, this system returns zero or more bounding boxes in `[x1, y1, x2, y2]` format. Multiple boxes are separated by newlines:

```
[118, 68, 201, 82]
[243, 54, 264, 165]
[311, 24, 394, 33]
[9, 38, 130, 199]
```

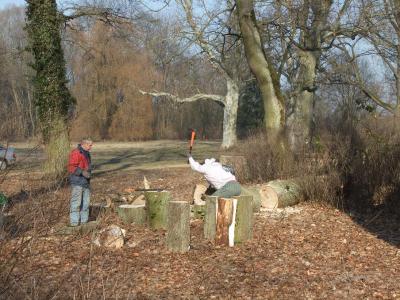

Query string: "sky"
[0, 0, 25, 10]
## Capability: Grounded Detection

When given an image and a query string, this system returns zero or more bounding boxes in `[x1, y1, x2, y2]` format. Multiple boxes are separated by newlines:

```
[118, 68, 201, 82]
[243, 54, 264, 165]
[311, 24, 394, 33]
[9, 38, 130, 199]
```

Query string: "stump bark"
[204, 195, 218, 240]
[145, 191, 170, 229]
[240, 187, 262, 212]
[233, 195, 253, 244]
[117, 204, 147, 225]
[215, 198, 236, 246]
[166, 201, 190, 253]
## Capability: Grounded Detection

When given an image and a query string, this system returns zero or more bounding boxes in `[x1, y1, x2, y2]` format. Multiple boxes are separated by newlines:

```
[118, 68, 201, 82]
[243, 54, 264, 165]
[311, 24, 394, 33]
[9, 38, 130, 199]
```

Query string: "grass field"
[9, 140, 223, 173]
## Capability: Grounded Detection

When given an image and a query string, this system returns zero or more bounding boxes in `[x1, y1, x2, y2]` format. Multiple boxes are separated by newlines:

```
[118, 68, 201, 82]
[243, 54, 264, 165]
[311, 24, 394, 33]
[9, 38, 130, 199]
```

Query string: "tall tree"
[236, 0, 285, 144]
[26, 0, 75, 176]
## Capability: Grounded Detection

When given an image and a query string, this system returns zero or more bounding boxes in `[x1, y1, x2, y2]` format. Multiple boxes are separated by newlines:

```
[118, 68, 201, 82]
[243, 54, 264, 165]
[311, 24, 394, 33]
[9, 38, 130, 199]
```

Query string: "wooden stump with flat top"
[117, 204, 147, 225]
[204, 195, 218, 240]
[240, 187, 262, 212]
[166, 201, 190, 253]
[233, 195, 253, 244]
[205, 196, 254, 246]
[145, 191, 170, 229]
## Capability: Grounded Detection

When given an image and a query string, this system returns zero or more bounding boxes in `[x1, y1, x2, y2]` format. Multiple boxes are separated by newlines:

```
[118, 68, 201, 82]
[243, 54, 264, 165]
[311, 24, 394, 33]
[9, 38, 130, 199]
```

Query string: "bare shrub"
[345, 116, 400, 212]
[238, 130, 349, 206]
[238, 116, 400, 211]
[237, 131, 295, 182]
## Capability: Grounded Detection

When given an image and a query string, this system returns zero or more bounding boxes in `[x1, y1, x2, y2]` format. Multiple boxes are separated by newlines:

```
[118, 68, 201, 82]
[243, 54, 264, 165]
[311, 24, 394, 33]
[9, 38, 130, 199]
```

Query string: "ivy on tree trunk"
[25, 0, 74, 142]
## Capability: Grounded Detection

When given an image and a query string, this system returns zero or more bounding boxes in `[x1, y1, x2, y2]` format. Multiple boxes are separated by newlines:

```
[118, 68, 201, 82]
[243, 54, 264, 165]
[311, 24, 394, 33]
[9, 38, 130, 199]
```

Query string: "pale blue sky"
[0, 0, 25, 10]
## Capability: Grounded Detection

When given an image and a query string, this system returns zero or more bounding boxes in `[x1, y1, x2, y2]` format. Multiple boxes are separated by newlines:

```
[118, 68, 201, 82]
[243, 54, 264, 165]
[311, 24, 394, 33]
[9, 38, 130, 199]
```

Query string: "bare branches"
[139, 90, 226, 106]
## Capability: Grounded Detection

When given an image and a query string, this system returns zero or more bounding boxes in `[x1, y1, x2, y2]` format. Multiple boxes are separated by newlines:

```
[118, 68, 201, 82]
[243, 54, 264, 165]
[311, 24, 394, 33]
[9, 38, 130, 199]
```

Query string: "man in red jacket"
[67, 138, 93, 226]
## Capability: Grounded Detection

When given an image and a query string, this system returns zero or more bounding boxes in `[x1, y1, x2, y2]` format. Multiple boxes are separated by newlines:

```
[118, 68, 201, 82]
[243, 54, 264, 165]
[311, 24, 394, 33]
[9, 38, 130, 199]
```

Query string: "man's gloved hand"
[82, 170, 91, 179]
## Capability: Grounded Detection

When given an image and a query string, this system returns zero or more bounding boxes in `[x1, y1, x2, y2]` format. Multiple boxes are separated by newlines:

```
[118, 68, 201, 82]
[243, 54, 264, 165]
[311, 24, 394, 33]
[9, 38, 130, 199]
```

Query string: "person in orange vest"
[67, 138, 93, 226]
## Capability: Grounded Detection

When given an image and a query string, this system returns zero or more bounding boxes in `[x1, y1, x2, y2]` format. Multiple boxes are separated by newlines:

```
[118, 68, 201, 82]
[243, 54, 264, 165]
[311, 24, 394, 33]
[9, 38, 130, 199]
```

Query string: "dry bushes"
[238, 131, 346, 206]
[344, 116, 400, 212]
[238, 116, 400, 211]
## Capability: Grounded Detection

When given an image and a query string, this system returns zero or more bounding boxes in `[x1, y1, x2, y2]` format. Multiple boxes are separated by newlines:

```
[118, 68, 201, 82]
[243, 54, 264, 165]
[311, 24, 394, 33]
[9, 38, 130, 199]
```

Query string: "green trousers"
[212, 181, 241, 198]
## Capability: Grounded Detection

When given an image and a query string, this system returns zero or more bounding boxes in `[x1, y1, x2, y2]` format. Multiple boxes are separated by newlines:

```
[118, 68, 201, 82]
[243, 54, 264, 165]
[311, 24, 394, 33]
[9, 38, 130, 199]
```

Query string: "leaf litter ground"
[1, 167, 400, 299]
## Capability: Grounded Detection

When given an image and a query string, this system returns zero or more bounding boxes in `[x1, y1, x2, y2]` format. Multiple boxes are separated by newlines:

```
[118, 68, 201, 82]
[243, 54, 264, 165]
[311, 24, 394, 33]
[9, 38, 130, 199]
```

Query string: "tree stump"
[233, 195, 253, 244]
[206, 196, 254, 246]
[144, 191, 170, 229]
[117, 204, 147, 225]
[219, 155, 250, 181]
[166, 201, 190, 253]
[240, 187, 262, 212]
[204, 195, 218, 240]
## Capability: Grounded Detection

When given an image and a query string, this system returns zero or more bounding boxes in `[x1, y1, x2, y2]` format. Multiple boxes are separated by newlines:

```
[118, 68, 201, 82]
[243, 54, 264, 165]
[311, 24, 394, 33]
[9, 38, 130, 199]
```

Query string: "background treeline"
[0, 5, 228, 141]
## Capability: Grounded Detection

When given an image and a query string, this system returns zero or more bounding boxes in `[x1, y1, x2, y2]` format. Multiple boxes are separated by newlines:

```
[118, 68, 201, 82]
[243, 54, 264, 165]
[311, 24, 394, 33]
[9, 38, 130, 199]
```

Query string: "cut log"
[262, 179, 303, 208]
[204, 195, 218, 240]
[215, 198, 236, 246]
[243, 179, 304, 209]
[117, 204, 147, 225]
[144, 191, 170, 229]
[166, 201, 190, 253]
[219, 155, 250, 182]
[233, 195, 253, 244]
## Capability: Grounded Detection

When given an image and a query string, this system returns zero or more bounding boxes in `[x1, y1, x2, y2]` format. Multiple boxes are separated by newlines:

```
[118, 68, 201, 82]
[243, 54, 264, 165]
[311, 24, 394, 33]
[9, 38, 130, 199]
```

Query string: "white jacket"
[189, 157, 236, 189]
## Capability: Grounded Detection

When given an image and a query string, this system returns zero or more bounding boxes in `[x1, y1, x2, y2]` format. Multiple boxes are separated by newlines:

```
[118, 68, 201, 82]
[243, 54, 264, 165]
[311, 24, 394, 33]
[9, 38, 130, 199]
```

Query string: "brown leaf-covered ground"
[0, 143, 399, 299]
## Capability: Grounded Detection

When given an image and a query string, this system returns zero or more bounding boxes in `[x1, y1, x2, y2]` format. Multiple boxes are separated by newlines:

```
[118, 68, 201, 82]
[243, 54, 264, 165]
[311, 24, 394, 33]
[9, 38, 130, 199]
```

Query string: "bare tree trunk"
[27, 85, 36, 136]
[221, 78, 239, 149]
[287, 50, 318, 151]
[141, 77, 240, 149]
[236, 0, 285, 143]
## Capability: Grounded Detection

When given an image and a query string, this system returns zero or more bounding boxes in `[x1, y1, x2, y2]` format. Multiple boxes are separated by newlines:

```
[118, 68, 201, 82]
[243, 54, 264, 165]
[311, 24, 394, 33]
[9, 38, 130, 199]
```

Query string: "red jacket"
[68, 148, 90, 174]
[68, 146, 92, 187]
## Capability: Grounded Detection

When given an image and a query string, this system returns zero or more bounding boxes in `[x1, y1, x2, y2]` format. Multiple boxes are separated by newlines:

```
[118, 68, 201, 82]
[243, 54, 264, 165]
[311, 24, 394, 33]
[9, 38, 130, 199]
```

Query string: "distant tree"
[26, 0, 75, 176]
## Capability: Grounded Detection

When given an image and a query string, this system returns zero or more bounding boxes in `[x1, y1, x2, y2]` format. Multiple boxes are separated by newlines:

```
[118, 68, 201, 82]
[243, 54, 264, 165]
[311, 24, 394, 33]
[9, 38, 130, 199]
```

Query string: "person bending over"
[188, 155, 241, 198]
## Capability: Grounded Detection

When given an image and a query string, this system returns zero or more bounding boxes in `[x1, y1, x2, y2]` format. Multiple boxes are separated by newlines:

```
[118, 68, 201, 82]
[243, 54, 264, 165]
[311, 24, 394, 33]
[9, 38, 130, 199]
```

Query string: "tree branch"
[139, 90, 226, 106]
